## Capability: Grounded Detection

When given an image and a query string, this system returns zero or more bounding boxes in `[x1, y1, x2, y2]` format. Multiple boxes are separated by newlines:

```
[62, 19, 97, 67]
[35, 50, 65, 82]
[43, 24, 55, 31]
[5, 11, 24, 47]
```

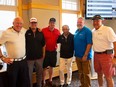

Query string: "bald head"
[13, 17, 24, 32]
[13, 17, 23, 23]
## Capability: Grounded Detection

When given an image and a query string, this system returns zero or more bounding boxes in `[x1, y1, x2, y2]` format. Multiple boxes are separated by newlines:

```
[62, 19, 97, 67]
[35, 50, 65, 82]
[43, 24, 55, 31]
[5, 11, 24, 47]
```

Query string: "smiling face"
[77, 17, 85, 29]
[62, 25, 69, 35]
[13, 17, 23, 32]
[93, 19, 102, 30]
[30, 22, 37, 29]
[49, 21, 55, 30]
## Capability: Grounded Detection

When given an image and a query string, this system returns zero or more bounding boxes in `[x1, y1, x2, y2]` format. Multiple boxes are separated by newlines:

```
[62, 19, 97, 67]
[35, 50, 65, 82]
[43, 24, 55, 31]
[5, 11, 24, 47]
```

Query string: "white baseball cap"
[30, 17, 37, 22]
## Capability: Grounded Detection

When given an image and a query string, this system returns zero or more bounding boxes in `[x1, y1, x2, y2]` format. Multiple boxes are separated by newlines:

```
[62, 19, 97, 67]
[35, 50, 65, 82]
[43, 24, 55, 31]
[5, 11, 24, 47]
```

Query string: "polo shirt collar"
[11, 27, 24, 34]
[62, 32, 70, 37]
[29, 27, 38, 32]
[77, 26, 85, 32]
[48, 26, 55, 31]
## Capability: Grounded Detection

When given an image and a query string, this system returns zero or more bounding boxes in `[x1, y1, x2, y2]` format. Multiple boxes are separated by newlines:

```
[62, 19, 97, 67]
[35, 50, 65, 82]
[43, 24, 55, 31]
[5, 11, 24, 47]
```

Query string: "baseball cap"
[30, 17, 37, 22]
[92, 15, 104, 20]
[49, 18, 56, 22]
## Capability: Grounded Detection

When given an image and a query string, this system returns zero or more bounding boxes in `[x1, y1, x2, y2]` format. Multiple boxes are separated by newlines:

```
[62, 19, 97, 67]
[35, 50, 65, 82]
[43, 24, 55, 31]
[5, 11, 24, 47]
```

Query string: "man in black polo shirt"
[25, 18, 45, 87]
[57, 25, 74, 87]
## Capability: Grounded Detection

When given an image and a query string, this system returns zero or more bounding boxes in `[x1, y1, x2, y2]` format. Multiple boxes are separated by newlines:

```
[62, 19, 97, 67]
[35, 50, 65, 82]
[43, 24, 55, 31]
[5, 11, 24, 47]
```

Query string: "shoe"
[59, 84, 65, 87]
[48, 81, 52, 86]
[42, 81, 46, 87]
[65, 84, 71, 87]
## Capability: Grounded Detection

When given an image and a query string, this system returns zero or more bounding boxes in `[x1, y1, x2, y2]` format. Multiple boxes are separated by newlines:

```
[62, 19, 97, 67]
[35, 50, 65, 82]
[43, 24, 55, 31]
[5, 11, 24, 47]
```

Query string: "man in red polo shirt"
[42, 18, 60, 86]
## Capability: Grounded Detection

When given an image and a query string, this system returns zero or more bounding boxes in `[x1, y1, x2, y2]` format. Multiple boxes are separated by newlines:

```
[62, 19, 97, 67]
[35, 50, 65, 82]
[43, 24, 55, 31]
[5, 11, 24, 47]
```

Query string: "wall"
[32, 0, 59, 6]
[22, 0, 60, 29]
[85, 19, 116, 33]
[31, 9, 60, 29]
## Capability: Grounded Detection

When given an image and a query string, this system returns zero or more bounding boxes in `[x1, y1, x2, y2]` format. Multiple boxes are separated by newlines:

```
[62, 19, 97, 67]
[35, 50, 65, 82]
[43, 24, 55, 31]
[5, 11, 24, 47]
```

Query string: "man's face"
[13, 18, 23, 32]
[49, 21, 55, 29]
[62, 26, 69, 34]
[93, 19, 102, 29]
[30, 22, 37, 29]
[77, 19, 84, 29]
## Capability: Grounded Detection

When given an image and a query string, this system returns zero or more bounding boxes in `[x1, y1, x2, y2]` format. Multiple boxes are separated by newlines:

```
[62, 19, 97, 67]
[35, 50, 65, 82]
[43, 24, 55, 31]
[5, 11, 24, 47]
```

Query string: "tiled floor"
[33, 71, 116, 87]
[52, 71, 116, 87]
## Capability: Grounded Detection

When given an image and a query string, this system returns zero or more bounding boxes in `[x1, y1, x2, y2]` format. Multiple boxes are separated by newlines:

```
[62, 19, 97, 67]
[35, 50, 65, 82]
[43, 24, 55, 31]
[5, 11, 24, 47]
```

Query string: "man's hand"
[112, 58, 116, 67]
[2, 57, 14, 64]
[38, 28, 42, 32]
[82, 55, 87, 61]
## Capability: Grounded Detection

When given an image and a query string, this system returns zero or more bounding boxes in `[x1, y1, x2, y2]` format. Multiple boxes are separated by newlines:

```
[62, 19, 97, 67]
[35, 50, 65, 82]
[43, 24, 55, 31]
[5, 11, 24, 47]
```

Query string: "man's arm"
[0, 45, 13, 64]
[113, 42, 116, 57]
[112, 42, 116, 67]
[0, 47, 3, 59]
[82, 44, 92, 61]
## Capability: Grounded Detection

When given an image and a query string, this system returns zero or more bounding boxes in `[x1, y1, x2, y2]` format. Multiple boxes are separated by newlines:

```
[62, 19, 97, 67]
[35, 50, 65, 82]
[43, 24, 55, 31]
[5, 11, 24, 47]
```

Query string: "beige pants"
[76, 58, 91, 87]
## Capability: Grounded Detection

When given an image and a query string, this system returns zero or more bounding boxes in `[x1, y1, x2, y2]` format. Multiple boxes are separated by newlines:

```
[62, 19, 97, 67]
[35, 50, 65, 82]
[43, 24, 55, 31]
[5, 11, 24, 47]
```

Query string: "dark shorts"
[43, 51, 57, 68]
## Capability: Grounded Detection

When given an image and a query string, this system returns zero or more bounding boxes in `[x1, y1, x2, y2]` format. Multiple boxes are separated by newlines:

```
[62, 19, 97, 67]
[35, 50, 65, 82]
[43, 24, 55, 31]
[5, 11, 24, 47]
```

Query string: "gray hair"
[62, 25, 70, 29]
[77, 17, 85, 21]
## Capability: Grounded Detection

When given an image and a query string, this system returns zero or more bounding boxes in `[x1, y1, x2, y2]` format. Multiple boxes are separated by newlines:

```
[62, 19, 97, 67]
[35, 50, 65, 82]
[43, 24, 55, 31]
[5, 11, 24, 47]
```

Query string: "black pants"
[0, 72, 8, 87]
[7, 59, 30, 87]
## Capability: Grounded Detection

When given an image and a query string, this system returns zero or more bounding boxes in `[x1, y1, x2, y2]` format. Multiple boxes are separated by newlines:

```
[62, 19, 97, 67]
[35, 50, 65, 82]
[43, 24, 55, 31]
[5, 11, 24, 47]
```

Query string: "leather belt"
[95, 51, 107, 54]
[13, 56, 26, 61]
[95, 50, 113, 54]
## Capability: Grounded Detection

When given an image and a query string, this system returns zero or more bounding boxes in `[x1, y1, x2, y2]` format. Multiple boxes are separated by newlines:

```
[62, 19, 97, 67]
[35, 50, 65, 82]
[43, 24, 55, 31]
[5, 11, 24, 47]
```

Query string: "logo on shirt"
[28, 33, 31, 35]
[62, 37, 64, 39]
[79, 34, 83, 36]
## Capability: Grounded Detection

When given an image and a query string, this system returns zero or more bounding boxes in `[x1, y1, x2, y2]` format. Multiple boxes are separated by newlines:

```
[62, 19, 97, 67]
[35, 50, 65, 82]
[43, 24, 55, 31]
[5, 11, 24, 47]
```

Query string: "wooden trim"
[59, 0, 62, 32]
[17, 0, 23, 17]
[80, 0, 84, 17]
[0, 5, 17, 11]
[22, 3, 60, 10]
[22, 4, 29, 10]
[62, 10, 80, 14]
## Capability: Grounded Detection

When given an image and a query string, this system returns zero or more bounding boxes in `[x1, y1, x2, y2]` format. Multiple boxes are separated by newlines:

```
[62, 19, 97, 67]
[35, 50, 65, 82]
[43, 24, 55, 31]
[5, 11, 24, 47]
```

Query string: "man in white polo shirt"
[0, 17, 30, 87]
[92, 15, 116, 87]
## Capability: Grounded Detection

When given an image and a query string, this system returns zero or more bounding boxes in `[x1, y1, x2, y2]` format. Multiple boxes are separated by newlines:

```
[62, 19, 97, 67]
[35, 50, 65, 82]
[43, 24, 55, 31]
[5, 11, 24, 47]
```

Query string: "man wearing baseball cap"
[92, 15, 116, 87]
[42, 18, 60, 86]
[25, 17, 45, 87]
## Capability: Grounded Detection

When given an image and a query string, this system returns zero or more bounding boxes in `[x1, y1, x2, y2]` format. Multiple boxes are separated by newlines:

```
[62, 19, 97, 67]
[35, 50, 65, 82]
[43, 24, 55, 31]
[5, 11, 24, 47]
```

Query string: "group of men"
[0, 14, 116, 87]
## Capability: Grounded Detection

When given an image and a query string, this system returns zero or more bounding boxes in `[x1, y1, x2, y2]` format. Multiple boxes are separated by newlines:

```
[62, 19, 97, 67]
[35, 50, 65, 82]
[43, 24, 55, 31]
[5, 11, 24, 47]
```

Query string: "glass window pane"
[0, 0, 16, 6]
[62, 0, 79, 10]
[0, 11, 16, 31]
[62, 13, 77, 34]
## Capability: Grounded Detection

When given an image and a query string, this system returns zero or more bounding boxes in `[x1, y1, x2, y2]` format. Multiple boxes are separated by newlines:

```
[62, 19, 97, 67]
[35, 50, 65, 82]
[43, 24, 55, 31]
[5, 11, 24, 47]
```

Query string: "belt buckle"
[14, 56, 25, 61]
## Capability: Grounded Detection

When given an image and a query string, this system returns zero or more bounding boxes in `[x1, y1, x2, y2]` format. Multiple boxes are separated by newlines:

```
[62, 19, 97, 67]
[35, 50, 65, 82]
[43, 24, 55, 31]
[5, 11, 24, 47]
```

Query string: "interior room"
[0, 0, 116, 87]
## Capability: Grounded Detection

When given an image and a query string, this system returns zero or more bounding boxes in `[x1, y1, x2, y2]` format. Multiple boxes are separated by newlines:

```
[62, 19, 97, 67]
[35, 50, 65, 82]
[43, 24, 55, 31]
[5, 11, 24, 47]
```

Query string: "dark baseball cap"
[49, 18, 56, 22]
[92, 15, 104, 20]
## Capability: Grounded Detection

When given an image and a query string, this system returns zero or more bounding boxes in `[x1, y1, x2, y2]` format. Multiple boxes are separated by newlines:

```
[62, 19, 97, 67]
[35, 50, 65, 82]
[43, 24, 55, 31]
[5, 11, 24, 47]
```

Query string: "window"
[62, 0, 79, 10]
[62, 13, 77, 34]
[0, 0, 17, 31]
[0, 11, 16, 31]
[0, 0, 16, 6]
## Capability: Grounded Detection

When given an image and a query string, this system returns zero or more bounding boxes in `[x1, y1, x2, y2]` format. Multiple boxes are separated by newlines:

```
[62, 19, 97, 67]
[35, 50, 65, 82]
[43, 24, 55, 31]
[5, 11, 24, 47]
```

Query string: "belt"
[95, 49, 113, 54]
[13, 56, 26, 61]
[95, 51, 107, 54]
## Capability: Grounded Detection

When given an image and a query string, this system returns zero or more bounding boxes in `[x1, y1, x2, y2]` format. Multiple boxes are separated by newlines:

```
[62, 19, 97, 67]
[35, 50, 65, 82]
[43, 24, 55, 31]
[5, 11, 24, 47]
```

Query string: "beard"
[77, 24, 83, 29]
